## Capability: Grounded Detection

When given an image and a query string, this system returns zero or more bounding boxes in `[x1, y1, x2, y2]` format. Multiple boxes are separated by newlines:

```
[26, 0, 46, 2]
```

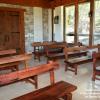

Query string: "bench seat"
[64, 56, 92, 75]
[47, 53, 64, 61]
[12, 81, 77, 100]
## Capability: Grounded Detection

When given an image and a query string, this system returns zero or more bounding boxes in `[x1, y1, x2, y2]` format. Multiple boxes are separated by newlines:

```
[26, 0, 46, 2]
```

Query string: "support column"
[63, 6, 66, 42]
[51, 8, 54, 41]
[74, 0, 79, 45]
[89, 0, 94, 46]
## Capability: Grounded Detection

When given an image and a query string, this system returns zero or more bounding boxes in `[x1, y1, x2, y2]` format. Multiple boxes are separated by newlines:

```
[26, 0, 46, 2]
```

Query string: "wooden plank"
[0, 49, 16, 56]
[31, 42, 56, 47]
[0, 7, 25, 12]
[0, 0, 50, 8]
[64, 45, 100, 52]
[0, 54, 32, 65]
[0, 0, 91, 8]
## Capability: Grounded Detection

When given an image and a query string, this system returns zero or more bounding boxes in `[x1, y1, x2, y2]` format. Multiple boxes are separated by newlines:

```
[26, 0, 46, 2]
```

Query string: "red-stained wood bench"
[32, 42, 66, 62]
[12, 81, 77, 100]
[0, 49, 18, 71]
[45, 44, 65, 62]
[64, 56, 92, 75]
[63, 47, 92, 75]
[47, 50, 87, 62]
[92, 52, 100, 81]
[0, 61, 59, 89]
[0, 53, 32, 71]
[45, 42, 87, 62]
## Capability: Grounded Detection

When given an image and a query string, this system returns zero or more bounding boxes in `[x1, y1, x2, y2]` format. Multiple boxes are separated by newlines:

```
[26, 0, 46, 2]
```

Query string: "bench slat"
[12, 81, 77, 100]
[0, 49, 16, 56]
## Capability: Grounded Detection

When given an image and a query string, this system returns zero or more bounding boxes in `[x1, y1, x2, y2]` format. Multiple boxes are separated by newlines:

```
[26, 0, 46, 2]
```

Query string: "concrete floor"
[0, 56, 100, 100]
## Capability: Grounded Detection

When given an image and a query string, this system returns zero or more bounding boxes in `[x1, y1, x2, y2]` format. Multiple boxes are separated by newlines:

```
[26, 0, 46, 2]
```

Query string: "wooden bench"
[32, 42, 56, 61]
[46, 45, 87, 62]
[45, 44, 65, 62]
[0, 53, 32, 71]
[32, 42, 66, 61]
[63, 47, 92, 75]
[0, 61, 59, 89]
[92, 52, 100, 81]
[47, 51, 87, 62]
[12, 81, 77, 100]
[64, 56, 92, 75]
[0, 49, 18, 71]
[32, 42, 44, 61]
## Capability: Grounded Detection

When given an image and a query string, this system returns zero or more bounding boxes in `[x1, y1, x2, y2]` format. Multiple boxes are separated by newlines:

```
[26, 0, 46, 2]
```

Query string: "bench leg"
[15, 66, 19, 71]
[65, 63, 78, 75]
[74, 65, 77, 75]
[65, 64, 68, 71]
[33, 75, 38, 89]
[11, 65, 19, 72]
[92, 72, 96, 81]
[50, 70, 55, 85]
[27, 75, 38, 89]
[34, 54, 41, 62]
[62, 93, 72, 100]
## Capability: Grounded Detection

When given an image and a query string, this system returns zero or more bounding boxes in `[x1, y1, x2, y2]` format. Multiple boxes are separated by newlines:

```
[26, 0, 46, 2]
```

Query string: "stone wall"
[24, 7, 34, 52]
[34, 7, 43, 42]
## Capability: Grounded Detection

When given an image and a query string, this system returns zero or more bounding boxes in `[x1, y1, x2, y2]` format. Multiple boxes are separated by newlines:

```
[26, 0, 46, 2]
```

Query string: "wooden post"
[89, 0, 94, 46]
[51, 8, 54, 41]
[74, 0, 79, 45]
[63, 6, 66, 42]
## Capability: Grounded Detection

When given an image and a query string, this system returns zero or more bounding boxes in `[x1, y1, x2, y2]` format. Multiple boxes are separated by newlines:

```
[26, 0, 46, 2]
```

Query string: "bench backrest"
[63, 46, 88, 60]
[45, 44, 65, 56]
[0, 61, 59, 86]
[0, 49, 16, 56]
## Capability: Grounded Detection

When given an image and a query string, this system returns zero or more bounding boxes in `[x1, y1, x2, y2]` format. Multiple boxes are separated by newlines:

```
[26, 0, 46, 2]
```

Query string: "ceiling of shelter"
[0, 0, 88, 8]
